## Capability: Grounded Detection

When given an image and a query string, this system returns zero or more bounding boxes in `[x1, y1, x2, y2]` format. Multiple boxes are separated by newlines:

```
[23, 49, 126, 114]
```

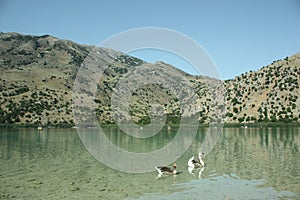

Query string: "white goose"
[188, 152, 205, 168]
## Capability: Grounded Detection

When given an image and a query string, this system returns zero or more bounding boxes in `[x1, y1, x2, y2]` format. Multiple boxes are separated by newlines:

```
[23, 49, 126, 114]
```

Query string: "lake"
[0, 127, 299, 199]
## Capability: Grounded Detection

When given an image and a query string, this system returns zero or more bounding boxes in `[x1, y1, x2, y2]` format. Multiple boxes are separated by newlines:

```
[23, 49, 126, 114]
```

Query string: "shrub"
[270, 115, 277, 122]
[238, 117, 245, 123]
[233, 107, 239, 113]
[226, 112, 234, 117]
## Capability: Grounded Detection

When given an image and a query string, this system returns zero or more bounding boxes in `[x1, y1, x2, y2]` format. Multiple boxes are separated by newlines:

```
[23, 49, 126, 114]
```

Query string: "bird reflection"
[188, 166, 205, 179]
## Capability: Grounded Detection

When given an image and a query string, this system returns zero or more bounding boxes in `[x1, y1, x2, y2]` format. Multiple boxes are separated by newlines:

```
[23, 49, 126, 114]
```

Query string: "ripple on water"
[129, 175, 299, 200]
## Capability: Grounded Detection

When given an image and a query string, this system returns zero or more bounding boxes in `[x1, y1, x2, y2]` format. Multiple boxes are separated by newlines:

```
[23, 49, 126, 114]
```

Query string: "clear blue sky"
[1, 0, 299, 79]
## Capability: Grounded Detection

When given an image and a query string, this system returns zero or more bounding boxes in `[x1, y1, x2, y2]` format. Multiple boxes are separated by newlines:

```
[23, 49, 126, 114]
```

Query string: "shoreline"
[0, 122, 299, 129]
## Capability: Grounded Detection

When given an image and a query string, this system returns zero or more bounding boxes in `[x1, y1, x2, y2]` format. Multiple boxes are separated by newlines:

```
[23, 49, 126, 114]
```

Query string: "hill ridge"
[0, 32, 299, 126]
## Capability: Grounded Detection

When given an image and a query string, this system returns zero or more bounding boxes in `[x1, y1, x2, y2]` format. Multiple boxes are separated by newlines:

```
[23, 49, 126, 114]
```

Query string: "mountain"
[0, 32, 299, 127]
[224, 54, 300, 124]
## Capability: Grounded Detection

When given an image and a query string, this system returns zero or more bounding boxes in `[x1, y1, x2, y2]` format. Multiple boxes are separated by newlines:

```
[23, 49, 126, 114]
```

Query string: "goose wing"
[155, 166, 172, 174]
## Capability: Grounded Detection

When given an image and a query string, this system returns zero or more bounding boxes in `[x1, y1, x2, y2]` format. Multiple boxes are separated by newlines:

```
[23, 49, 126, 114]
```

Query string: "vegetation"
[0, 32, 299, 127]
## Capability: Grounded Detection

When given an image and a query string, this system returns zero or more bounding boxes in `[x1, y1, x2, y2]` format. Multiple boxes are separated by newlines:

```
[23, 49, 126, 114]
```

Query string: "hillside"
[224, 54, 300, 123]
[0, 32, 299, 127]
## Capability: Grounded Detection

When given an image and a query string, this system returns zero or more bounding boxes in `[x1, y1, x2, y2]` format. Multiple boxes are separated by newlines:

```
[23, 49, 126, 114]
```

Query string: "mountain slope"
[0, 32, 120, 126]
[224, 54, 300, 123]
[0, 32, 299, 127]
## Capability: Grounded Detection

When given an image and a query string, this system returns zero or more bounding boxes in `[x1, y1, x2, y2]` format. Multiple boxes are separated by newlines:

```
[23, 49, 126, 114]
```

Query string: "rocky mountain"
[0, 32, 299, 127]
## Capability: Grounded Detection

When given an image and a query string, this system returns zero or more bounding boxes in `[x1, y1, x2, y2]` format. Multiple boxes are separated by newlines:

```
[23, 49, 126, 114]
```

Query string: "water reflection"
[206, 127, 300, 195]
[102, 126, 178, 153]
[134, 175, 298, 200]
[187, 166, 205, 179]
[0, 128, 81, 160]
[0, 127, 299, 199]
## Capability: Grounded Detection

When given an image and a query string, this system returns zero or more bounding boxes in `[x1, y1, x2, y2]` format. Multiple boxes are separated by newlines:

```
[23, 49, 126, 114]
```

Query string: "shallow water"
[0, 127, 299, 199]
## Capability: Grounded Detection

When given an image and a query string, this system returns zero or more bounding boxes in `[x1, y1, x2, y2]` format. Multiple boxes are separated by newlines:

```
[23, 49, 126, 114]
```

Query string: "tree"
[238, 117, 245, 123]
[226, 112, 233, 117]
[233, 107, 239, 113]
[270, 115, 277, 122]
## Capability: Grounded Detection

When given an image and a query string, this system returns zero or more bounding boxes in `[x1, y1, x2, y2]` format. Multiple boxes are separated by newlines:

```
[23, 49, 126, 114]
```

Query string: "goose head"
[198, 152, 205, 167]
[172, 163, 177, 174]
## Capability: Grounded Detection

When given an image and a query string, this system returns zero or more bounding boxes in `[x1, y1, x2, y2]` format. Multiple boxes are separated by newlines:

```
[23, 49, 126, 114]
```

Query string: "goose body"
[155, 163, 178, 175]
[188, 152, 205, 168]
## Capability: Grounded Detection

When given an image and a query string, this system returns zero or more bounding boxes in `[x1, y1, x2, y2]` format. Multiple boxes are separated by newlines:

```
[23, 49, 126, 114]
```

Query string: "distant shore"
[0, 122, 299, 129]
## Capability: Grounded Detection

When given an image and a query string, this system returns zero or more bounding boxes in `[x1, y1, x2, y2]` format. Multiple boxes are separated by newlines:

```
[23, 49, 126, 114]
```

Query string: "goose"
[188, 152, 205, 168]
[155, 163, 178, 175]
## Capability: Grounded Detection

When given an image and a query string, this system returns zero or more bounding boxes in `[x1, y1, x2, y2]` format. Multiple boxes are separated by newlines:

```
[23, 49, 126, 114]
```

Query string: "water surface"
[0, 127, 299, 199]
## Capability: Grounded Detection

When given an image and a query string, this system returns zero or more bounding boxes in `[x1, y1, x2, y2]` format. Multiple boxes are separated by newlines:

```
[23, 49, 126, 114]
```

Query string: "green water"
[0, 127, 299, 199]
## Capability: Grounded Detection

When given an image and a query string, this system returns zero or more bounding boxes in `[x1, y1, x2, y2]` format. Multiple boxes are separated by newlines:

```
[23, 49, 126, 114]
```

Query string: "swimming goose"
[155, 163, 178, 175]
[188, 152, 205, 168]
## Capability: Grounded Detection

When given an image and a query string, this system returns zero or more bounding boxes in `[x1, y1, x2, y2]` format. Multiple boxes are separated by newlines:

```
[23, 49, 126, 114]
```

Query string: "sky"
[0, 0, 299, 79]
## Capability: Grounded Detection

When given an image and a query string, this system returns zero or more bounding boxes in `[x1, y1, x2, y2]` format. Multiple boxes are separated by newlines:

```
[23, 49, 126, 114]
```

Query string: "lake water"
[0, 127, 299, 199]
